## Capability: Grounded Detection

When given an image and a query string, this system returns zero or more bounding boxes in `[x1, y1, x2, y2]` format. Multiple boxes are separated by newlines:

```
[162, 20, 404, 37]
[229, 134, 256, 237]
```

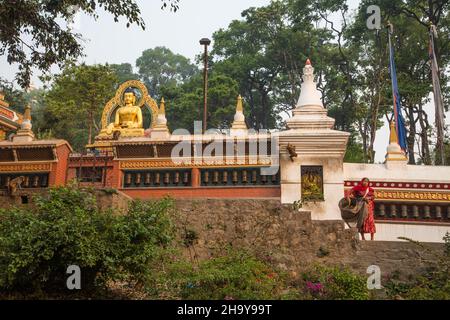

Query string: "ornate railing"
[122, 169, 191, 188]
[200, 167, 280, 187]
[374, 202, 450, 222]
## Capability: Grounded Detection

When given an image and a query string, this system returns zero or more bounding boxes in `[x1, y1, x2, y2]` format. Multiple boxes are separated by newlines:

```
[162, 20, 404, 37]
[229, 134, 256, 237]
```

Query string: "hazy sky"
[0, 0, 448, 162]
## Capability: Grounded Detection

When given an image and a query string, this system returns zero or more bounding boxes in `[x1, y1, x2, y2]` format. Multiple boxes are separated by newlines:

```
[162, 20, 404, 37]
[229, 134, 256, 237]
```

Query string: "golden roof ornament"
[236, 95, 243, 113]
[159, 97, 166, 115]
[385, 119, 408, 163]
[389, 120, 399, 144]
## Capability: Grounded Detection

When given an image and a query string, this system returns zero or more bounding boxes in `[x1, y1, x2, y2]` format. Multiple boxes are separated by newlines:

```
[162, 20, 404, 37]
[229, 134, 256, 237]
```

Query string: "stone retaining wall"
[173, 199, 444, 279]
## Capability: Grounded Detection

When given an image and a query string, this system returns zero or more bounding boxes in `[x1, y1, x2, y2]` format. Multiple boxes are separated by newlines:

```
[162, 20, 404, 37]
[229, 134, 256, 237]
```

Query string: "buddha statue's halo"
[115, 80, 148, 108]
[100, 80, 159, 131]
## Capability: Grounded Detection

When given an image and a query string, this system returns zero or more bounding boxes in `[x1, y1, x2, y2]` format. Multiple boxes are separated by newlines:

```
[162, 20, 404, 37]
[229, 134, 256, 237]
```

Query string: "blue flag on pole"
[388, 34, 408, 152]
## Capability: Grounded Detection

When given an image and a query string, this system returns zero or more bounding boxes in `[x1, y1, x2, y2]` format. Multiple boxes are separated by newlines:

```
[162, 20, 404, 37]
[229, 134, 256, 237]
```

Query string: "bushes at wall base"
[0, 184, 174, 294]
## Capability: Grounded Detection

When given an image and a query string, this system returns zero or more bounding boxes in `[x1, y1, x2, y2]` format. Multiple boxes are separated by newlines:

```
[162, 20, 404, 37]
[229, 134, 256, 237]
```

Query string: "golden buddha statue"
[105, 88, 144, 137]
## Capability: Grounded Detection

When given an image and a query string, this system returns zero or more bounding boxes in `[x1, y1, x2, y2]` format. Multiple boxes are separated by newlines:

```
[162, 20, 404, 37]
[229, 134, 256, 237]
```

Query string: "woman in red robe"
[349, 177, 376, 240]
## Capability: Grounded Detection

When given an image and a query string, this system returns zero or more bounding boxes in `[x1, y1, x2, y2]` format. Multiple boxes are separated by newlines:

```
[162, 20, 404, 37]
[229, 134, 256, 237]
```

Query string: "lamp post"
[199, 38, 211, 134]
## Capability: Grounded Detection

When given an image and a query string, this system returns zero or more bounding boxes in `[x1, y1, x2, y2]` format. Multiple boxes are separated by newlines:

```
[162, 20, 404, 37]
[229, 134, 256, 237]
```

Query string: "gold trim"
[374, 189, 450, 203]
[120, 157, 272, 169]
[0, 163, 52, 172]
[385, 157, 408, 161]
[100, 80, 158, 130]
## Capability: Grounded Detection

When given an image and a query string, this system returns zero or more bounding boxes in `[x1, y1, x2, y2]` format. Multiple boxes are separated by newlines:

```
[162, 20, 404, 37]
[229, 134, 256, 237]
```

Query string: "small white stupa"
[12, 104, 35, 143]
[230, 95, 248, 136]
[151, 97, 171, 140]
[286, 59, 335, 130]
[385, 120, 408, 167]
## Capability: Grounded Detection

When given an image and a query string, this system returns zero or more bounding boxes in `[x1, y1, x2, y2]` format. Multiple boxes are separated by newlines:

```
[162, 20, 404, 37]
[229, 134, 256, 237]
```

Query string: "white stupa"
[286, 59, 335, 130]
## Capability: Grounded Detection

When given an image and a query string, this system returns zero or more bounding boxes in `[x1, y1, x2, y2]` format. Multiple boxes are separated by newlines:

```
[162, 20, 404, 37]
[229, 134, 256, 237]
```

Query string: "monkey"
[286, 144, 298, 162]
[8, 176, 25, 196]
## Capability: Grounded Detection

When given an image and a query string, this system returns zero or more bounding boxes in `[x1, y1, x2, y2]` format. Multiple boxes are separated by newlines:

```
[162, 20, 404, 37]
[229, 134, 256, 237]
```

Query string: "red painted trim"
[344, 181, 450, 190]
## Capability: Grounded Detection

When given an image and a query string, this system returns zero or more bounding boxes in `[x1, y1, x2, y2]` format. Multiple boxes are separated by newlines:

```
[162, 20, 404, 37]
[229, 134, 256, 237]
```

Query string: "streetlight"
[199, 38, 211, 134]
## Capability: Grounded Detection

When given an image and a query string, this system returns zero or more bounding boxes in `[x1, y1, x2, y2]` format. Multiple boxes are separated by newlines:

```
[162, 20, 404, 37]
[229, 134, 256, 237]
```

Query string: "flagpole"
[387, 23, 398, 126]
[429, 24, 446, 165]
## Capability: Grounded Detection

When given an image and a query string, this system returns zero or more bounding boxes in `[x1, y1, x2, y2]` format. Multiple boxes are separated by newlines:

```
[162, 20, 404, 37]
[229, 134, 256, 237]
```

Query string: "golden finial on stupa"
[236, 95, 243, 113]
[230, 94, 247, 134]
[385, 118, 407, 163]
[24, 104, 32, 121]
[159, 97, 166, 115]
[389, 120, 399, 144]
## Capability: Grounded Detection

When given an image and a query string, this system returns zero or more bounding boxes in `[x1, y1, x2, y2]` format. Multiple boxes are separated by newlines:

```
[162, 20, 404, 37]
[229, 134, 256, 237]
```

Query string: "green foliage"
[110, 63, 139, 85]
[0, 0, 184, 88]
[0, 0, 148, 88]
[146, 249, 294, 300]
[165, 73, 239, 132]
[0, 78, 28, 114]
[136, 46, 198, 99]
[384, 233, 450, 300]
[344, 138, 367, 163]
[42, 63, 118, 151]
[0, 184, 174, 294]
[300, 264, 370, 300]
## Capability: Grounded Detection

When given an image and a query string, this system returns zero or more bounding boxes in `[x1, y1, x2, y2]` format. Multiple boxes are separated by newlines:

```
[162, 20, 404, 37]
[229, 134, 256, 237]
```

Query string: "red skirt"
[361, 200, 376, 234]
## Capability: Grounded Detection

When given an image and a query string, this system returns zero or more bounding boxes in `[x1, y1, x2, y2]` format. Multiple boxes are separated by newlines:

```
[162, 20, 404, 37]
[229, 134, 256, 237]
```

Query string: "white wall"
[370, 222, 450, 243]
[343, 163, 450, 184]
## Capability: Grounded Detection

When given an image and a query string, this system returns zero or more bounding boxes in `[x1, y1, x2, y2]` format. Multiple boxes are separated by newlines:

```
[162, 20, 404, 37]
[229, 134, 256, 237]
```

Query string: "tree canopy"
[0, 0, 180, 88]
[39, 64, 118, 151]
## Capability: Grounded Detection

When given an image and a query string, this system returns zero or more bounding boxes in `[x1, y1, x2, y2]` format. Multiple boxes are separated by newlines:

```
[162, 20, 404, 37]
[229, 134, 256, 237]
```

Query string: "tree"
[136, 47, 198, 99]
[110, 63, 139, 85]
[0, 78, 27, 114]
[43, 64, 117, 151]
[165, 73, 240, 132]
[0, 0, 181, 88]
[213, 0, 352, 129]
[355, 0, 450, 164]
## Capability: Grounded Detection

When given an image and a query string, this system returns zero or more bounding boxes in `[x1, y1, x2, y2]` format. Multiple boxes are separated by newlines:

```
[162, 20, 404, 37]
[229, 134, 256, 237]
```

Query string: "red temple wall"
[49, 144, 71, 186]
[121, 186, 281, 199]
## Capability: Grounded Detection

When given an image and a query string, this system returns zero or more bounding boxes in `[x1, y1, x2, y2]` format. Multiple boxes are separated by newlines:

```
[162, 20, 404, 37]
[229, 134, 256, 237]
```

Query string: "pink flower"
[306, 281, 323, 293]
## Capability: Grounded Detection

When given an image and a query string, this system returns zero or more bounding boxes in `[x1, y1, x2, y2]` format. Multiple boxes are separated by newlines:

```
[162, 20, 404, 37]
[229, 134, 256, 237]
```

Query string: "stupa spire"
[230, 95, 248, 136]
[286, 59, 334, 130]
[296, 59, 323, 109]
[159, 97, 166, 115]
[385, 119, 408, 164]
[12, 104, 35, 142]
[150, 97, 170, 140]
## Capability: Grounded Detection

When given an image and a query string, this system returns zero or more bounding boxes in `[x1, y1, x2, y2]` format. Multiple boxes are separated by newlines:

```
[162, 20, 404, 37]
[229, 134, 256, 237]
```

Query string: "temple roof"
[0, 94, 22, 131]
[0, 139, 72, 150]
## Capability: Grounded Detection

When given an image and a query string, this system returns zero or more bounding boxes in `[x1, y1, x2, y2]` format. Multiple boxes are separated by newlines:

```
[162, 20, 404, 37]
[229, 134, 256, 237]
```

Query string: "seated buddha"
[105, 88, 144, 137]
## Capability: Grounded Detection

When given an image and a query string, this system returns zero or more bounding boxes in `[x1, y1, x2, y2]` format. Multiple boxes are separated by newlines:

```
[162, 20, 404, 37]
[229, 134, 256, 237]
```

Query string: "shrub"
[300, 264, 370, 300]
[0, 184, 174, 295]
[384, 233, 450, 300]
[146, 249, 296, 300]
